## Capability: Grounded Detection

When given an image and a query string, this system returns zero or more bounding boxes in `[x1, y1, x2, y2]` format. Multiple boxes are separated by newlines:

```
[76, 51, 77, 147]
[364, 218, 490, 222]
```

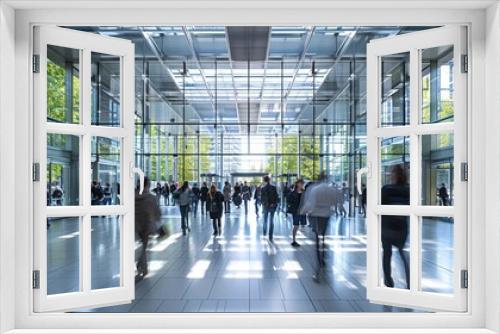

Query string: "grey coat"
[223, 185, 232, 201]
[135, 190, 161, 238]
[300, 182, 336, 218]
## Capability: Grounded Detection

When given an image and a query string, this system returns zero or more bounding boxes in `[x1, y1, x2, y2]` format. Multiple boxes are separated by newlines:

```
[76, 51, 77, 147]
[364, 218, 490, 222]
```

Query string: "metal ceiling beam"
[140, 28, 206, 124]
[256, 27, 273, 133]
[311, 28, 405, 134]
[224, 27, 243, 131]
[181, 26, 216, 109]
[294, 28, 359, 126]
[282, 26, 316, 102]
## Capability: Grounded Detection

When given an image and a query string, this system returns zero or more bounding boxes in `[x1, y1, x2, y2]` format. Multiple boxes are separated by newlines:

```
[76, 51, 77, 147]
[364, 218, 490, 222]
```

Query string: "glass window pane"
[47, 134, 80, 206]
[91, 52, 121, 127]
[91, 137, 121, 205]
[421, 45, 454, 124]
[47, 217, 80, 295]
[47, 45, 80, 124]
[380, 52, 410, 127]
[380, 215, 410, 290]
[421, 133, 454, 206]
[421, 216, 454, 294]
[380, 136, 410, 205]
[91, 216, 121, 290]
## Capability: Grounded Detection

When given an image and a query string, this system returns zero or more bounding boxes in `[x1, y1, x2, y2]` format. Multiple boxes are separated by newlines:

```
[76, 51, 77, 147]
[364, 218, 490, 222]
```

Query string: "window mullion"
[81, 48, 92, 293]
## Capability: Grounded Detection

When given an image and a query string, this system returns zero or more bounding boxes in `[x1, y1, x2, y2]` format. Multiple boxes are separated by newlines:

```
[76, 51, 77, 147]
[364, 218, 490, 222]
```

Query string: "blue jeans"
[262, 206, 276, 239]
[192, 199, 199, 215]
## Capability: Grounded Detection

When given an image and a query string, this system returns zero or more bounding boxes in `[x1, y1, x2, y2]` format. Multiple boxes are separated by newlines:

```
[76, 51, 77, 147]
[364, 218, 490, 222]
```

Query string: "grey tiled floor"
[48, 200, 452, 313]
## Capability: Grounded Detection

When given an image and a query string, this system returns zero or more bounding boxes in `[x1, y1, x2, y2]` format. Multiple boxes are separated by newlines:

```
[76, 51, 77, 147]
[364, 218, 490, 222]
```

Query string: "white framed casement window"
[32, 26, 138, 312]
[365, 26, 468, 312]
[2, 3, 497, 333]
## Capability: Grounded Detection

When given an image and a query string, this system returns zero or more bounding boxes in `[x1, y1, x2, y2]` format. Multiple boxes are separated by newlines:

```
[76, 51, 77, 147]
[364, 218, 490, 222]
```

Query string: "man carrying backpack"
[260, 175, 279, 242]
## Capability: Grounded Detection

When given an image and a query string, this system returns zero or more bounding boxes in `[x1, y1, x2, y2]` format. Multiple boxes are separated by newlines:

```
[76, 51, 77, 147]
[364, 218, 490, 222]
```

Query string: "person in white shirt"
[300, 172, 336, 282]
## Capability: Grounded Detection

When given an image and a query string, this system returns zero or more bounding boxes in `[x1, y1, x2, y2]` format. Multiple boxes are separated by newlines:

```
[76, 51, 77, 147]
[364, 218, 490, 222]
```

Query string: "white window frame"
[0, 2, 497, 333]
[32, 26, 136, 312]
[365, 26, 468, 312]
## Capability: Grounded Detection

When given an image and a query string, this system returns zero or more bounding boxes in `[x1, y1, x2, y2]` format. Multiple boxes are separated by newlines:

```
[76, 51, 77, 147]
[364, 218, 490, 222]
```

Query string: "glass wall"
[133, 57, 367, 214]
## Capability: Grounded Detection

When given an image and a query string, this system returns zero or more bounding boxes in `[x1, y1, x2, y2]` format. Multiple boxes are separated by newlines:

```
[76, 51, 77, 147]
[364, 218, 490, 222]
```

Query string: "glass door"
[366, 26, 467, 311]
[33, 26, 136, 312]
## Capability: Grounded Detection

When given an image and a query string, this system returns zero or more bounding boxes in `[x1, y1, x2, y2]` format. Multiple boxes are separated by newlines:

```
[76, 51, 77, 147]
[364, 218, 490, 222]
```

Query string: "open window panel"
[365, 25, 468, 312]
[33, 26, 137, 312]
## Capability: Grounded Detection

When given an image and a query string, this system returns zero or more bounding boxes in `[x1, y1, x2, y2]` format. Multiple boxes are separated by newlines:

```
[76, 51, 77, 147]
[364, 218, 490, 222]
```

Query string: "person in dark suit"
[207, 184, 224, 236]
[438, 183, 450, 206]
[200, 182, 209, 214]
[261, 175, 279, 242]
[135, 177, 164, 281]
[381, 164, 410, 289]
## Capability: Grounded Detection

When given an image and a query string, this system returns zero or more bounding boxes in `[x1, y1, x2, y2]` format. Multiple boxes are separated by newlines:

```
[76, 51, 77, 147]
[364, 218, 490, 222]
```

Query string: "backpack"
[261, 184, 278, 208]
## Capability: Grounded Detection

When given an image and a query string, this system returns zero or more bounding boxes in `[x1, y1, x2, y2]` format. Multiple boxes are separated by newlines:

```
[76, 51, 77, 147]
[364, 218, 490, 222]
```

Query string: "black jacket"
[135, 190, 161, 238]
[261, 183, 279, 208]
[287, 190, 302, 215]
[200, 186, 209, 201]
[207, 191, 224, 219]
[381, 183, 410, 248]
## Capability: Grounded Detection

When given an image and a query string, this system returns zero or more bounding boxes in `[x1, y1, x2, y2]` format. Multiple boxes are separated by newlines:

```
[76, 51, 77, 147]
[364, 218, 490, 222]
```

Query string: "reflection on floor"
[47, 201, 453, 313]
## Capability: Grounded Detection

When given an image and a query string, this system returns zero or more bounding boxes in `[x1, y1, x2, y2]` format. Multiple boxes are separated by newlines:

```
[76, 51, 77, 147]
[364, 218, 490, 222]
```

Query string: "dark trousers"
[311, 216, 329, 269]
[337, 202, 346, 216]
[224, 200, 230, 213]
[244, 199, 249, 214]
[192, 199, 199, 215]
[137, 233, 149, 275]
[255, 199, 260, 215]
[262, 207, 276, 240]
[180, 205, 189, 232]
[212, 218, 221, 234]
[382, 239, 410, 289]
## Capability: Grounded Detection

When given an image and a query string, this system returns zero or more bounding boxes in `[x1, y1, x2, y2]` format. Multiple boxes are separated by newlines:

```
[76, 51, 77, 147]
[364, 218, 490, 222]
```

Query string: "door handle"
[130, 163, 145, 195]
[357, 167, 368, 195]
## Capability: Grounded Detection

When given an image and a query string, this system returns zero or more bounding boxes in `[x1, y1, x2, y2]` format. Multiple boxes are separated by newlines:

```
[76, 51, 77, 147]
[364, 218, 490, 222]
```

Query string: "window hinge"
[461, 54, 468, 73]
[32, 270, 40, 289]
[33, 163, 40, 182]
[32, 54, 40, 73]
[461, 269, 468, 289]
[461, 162, 468, 182]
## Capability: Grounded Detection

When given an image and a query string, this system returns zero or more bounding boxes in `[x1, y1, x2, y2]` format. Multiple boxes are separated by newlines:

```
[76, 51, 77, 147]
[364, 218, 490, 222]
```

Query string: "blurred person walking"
[207, 184, 224, 236]
[135, 177, 166, 281]
[300, 172, 336, 282]
[381, 164, 410, 289]
[254, 184, 262, 217]
[175, 181, 193, 235]
[242, 181, 251, 215]
[191, 183, 200, 216]
[223, 181, 232, 213]
[200, 182, 209, 215]
[287, 179, 306, 247]
[261, 175, 279, 242]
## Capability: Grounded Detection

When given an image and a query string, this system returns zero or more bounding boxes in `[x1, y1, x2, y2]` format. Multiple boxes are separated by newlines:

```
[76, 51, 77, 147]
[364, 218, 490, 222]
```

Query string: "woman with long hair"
[175, 181, 192, 235]
[207, 184, 224, 236]
[287, 178, 306, 247]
